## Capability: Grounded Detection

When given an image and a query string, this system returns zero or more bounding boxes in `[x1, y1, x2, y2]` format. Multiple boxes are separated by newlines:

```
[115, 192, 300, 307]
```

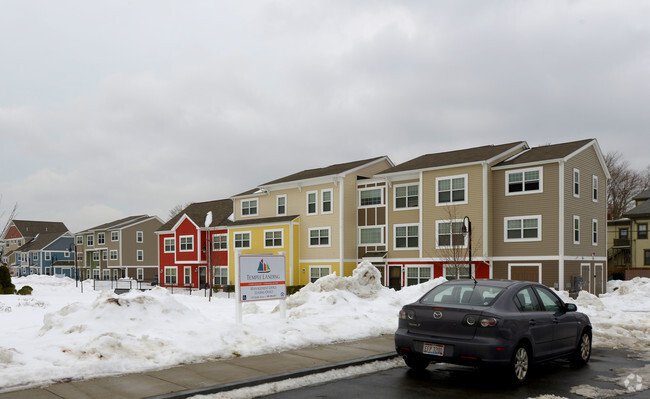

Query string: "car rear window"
[420, 284, 504, 306]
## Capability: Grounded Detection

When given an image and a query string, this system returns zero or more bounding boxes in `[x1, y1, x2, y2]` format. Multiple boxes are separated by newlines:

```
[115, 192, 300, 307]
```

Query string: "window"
[395, 224, 419, 249]
[179, 236, 194, 252]
[93, 269, 100, 279]
[359, 188, 383, 207]
[406, 266, 431, 286]
[321, 189, 333, 214]
[103, 270, 110, 280]
[307, 191, 318, 215]
[277, 195, 287, 216]
[573, 168, 580, 197]
[241, 199, 258, 217]
[436, 220, 465, 248]
[114, 269, 120, 279]
[573, 216, 580, 244]
[164, 238, 175, 253]
[443, 264, 470, 280]
[592, 219, 598, 245]
[137, 250, 143, 262]
[592, 175, 598, 202]
[111, 231, 119, 241]
[45, 252, 51, 261]
[214, 266, 228, 285]
[102, 251, 107, 261]
[309, 266, 331, 283]
[165, 267, 177, 285]
[506, 168, 542, 195]
[264, 230, 283, 248]
[395, 184, 418, 209]
[76, 235, 83, 245]
[359, 227, 383, 245]
[110, 250, 118, 260]
[77, 253, 83, 262]
[638, 224, 648, 239]
[505, 216, 541, 242]
[645, 250, 650, 266]
[137, 268, 144, 281]
[213, 234, 228, 250]
[136, 231, 143, 243]
[534, 286, 563, 312]
[513, 287, 542, 312]
[87, 235, 94, 246]
[309, 227, 330, 247]
[93, 252, 99, 261]
[97, 233, 105, 245]
[32, 252, 38, 261]
[234, 232, 251, 249]
[184, 266, 191, 285]
[620, 228, 629, 239]
[437, 175, 467, 205]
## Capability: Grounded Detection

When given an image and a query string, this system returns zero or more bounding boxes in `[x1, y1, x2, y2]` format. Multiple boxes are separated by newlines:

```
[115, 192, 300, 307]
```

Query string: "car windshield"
[420, 284, 504, 306]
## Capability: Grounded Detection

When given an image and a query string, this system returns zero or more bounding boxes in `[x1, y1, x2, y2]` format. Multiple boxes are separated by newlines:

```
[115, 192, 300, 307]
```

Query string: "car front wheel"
[403, 355, 430, 370]
[510, 344, 530, 384]
[570, 330, 592, 367]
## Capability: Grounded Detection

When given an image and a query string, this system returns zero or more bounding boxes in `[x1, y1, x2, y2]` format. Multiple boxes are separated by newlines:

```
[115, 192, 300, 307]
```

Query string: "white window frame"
[241, 199, 258, 217]
[308, 227, 331, 248]
[214, 266, 228, 285]
[137, 268, 144, 281]
[103, 269, 110, 280]
[358, 187, 384, 208]
[573, 168, 580, 198]
[32, 252, 38, 261]
[110, 250, 118, 260]
[111, 231, 119, 241]
[87, 235, 94, 246]
[97, 233, 105, 245]
[136, 250, 144, 262]
[435, 219, 466, 249]
[592, 219, 598, 246]
[76, 235, 83, 245]
[309, 265, 332, 283]
[276, 194, 287, 216]
[93, 269, 100, 279]
[592, 175, 598, 202]
[406, 265, 432, 286]
[306, 190, 318, 215]
[93, 252, 100, 261]
[394, 223, 420, 250]
[45, 252, 51, 261]
[234, 231, 251, 249]
[443, 264, 471, 280]
[136, 231, 144, 243]
[179, 235, 194, 252]
[504, 215, 542, 242]
[573, 216, 580, 244]
[358, 227, 384, 245]
[212, 234, 228, 251]
[505, 167, 543, 196]
[164, 237, 175, 253]
[184, 266, 191, 285]
[102, 251, 107, 261]
[393, 183, 419, 210]
[436, 174, 468, 206]
[264, 229, 284, 248]
[165, 267, 177, 285]
[321, 188, 333, 214]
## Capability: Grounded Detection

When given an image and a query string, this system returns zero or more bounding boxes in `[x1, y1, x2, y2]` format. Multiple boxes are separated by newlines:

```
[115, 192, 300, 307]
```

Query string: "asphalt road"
[260, 348, 649, 399]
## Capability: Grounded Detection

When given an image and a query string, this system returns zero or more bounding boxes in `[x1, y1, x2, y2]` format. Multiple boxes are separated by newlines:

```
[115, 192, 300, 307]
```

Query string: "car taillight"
[480, 317, 498, 327]
[399, 309, 415, 320]
[464, 315, 499, 327]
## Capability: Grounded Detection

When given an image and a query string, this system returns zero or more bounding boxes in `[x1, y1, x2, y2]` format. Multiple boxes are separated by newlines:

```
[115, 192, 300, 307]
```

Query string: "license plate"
[423, 343, 444, 356]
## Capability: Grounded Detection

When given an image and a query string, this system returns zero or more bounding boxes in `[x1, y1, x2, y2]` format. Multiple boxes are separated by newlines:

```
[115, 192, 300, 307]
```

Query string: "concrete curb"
[146, 352, 399, 399]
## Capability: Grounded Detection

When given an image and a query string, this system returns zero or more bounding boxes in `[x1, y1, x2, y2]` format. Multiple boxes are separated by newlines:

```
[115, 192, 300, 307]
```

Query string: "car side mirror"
[565, 303, 577, 312]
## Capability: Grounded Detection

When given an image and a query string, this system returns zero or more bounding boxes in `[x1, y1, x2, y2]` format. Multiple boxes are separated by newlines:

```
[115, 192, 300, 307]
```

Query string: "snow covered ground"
[1, 261, 649, 397]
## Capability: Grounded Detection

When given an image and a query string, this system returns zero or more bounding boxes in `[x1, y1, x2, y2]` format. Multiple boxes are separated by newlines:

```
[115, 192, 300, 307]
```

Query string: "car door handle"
[553, 318, 559, 324]
[529, 320, 536, 326]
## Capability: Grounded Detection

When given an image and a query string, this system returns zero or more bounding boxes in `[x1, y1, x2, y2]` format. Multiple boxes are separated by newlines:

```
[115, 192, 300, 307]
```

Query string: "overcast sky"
[2, 0, 649, 233]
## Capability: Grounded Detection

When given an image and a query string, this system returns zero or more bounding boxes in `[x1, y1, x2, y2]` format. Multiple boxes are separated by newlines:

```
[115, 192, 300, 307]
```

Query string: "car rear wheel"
[403, 355, 430, 370]
[570, 330, 591, 367]
[510, 344, 530, 384]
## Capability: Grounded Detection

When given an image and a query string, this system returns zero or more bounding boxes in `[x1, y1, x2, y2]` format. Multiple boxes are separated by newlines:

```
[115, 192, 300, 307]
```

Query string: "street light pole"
[462, 216, 472, 278]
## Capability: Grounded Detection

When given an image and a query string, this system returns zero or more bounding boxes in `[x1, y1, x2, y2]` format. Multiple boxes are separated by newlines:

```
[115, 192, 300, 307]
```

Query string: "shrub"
[17, 286, 33, 295]
[0, 265, 15, 295]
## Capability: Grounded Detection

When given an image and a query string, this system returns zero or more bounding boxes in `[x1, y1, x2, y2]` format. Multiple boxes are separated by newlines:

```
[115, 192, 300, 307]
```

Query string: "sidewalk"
[0, 335, 397, 399]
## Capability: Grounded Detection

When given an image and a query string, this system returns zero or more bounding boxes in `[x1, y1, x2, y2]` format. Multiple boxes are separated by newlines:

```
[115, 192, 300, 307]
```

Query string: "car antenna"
[472, 275, 478, 285]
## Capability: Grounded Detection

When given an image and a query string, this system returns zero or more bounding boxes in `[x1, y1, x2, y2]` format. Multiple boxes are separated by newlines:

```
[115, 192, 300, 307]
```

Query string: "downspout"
[289, 220, 294, 285]
[419, 171, 423, 260]
[339, 177, 345, 276]
[482, 162, 491, 278]
[558, 161, 565, 291]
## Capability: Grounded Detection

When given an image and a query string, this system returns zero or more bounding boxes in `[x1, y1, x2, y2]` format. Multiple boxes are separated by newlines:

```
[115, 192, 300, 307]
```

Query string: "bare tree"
[167, 203, 190, 221]
[606, 152, 650, 219]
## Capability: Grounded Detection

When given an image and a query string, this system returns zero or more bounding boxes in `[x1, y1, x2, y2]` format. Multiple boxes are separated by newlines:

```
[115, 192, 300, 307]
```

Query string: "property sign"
[239, 254, 286, 302]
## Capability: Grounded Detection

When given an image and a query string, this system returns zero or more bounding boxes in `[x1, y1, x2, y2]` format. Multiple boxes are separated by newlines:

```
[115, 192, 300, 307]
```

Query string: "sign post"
[235, 253, 286, 323]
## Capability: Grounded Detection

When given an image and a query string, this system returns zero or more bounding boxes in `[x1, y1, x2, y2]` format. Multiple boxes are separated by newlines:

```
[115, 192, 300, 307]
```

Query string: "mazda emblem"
[433, 311, 443, 319]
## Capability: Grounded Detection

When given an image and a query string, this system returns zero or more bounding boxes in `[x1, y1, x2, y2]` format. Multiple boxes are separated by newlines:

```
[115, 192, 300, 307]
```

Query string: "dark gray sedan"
[394, 279, 592, 383]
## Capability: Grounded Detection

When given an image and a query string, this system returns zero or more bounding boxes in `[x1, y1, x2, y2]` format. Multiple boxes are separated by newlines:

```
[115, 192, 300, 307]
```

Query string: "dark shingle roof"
[158, 199, 233, 232]
[229, 215, 299, 227]
[11, 220, 69, 237]
[633, 188, 650, 201]
[379, 142, 527, 175]
[82, 215, 152, 232]
[15, 231, 69, 252]
[261, 156, 388, 186]
[624, 199, 650, 218]
[497, 139, 594, 167]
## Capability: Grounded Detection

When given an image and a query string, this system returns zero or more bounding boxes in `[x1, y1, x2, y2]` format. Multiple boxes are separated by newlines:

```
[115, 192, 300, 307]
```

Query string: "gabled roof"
[633, 188, 650, 201]
[624, 198, 650, 218]
[377, 142, 527, 175]
[78, 215, 157, 234]
[9, 220, 69, 238]
[229, 215, 299, 227]
[261, 156, 389, 186]
[157, 199, 233, 232]
[14, 231, 70, 252]
[496, 139, 595, 167]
